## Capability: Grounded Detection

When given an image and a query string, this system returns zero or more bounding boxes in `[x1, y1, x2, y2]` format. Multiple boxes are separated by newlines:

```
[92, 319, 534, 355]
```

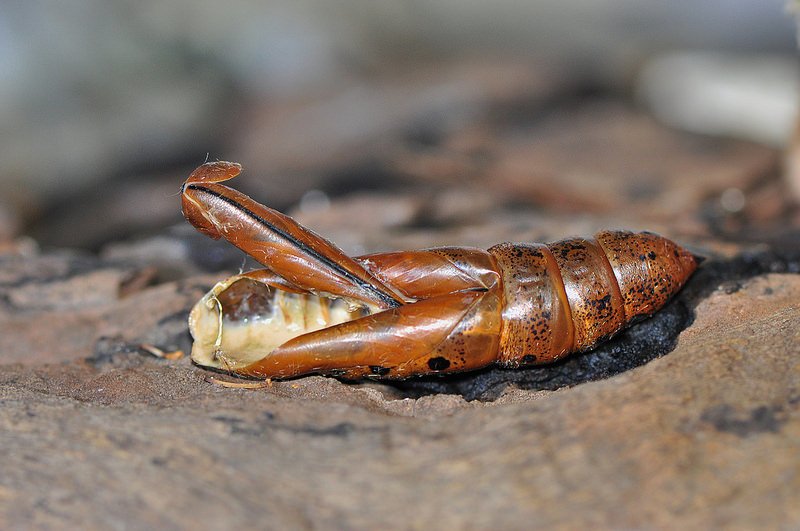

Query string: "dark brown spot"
[521, 354, 537, 364]
[592, 294, 611, 312]
[427, 357, 451, 371]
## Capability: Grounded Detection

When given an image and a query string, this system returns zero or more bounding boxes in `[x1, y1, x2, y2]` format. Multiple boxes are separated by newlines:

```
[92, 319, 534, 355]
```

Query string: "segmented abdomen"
[489, 230, 697, 366]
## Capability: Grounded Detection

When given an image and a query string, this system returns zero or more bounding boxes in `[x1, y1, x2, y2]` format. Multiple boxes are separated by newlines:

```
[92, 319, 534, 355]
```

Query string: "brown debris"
[140, 343, 185, 361]
[484, 102, 777, 228]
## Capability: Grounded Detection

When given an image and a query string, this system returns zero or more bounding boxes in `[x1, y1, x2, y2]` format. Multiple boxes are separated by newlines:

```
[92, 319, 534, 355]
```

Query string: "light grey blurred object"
[787, 120, 800, 202]
[0, 2, 230, 207]
[637, 52, 799, 147]
[786, 0, 800, 202]
[0, 0, 795, 217]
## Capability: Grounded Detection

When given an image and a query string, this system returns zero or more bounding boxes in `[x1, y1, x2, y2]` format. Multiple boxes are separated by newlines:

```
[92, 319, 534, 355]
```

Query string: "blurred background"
[0, 0, 798, 268]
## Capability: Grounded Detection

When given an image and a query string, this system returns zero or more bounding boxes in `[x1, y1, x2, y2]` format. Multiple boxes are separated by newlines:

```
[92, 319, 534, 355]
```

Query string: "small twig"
[140, 343, 185, 360]
[206, 376, 273, 389]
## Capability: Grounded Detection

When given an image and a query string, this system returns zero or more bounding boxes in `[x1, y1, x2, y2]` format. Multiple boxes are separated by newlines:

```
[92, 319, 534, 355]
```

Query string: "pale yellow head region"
[188, 274, 375, 372]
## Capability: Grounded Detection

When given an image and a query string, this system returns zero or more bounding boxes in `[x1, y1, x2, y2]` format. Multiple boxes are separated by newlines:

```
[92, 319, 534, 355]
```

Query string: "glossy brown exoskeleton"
[182, 162, 698, 380]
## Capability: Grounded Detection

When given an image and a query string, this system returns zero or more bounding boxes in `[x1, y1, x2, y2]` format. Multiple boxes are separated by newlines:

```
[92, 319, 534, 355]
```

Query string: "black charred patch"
[213, 414, 388, 438]
[700, 404, 784, 437]
[369, 365, 391, 376]
[521, 354, 537, 364]
[427, 357, 451, 371]
[627, 313, 650, 325]
[87, 336, 147, 369]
